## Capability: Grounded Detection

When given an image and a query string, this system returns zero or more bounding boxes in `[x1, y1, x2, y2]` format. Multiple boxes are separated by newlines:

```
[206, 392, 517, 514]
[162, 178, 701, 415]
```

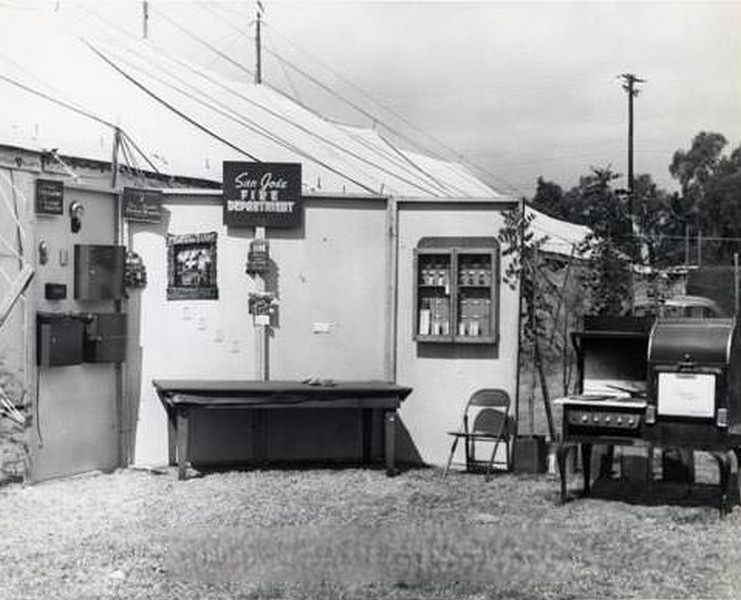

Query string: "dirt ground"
[1, 461, 740, 600]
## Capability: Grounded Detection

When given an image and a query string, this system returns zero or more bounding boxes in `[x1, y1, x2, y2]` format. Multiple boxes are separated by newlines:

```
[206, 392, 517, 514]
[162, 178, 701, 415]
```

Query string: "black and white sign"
[123, 187, 163, 223]
[35, 179, 64, 215]
[223, 162, 302, 228]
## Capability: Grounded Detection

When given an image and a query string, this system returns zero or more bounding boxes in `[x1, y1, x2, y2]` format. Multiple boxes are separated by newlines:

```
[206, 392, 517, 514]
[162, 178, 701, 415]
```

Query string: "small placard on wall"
[123, 187, 163, 223]
[35, 179, 64, 215]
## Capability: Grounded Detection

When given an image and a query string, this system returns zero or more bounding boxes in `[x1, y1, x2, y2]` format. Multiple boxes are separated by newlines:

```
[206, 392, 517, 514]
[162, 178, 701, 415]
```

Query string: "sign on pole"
[222, 162, 302, 228]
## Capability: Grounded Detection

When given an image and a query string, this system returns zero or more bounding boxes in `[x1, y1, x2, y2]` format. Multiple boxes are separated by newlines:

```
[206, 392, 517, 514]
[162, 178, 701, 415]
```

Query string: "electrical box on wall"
[74, 245, 126, 300]
[37, 313, 84, 367]
[83, 313, 127, 363]
[44, 283, 67, 300]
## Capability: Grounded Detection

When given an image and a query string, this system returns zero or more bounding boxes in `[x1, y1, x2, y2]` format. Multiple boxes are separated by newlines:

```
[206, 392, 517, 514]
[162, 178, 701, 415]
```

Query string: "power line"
[110, 42, 444, 196]
[149, 4, 256, 80]
[206, 3, 526, 197]
[74, 8, 390, 192]
[135, 6, 447, 195]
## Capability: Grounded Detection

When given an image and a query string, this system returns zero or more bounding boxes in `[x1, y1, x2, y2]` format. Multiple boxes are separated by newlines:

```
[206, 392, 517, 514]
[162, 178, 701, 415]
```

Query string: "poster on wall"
[35, 179, 64, 215]
[222, 161, 302, 228]
[166, 232, 218, 300]
[123, 187, 163, 223]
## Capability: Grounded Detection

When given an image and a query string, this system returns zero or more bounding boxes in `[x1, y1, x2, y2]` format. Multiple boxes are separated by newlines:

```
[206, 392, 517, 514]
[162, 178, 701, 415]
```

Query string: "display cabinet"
[413, 237, 499, 344]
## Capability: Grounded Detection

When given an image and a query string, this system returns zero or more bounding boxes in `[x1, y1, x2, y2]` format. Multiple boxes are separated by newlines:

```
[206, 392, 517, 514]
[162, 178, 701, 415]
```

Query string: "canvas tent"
[0, 8, 591, 479]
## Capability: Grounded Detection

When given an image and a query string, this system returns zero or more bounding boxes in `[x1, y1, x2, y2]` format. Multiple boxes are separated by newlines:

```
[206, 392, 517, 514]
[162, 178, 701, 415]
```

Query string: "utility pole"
[619, 73, 646, 212]
[255, 1, 264, 84]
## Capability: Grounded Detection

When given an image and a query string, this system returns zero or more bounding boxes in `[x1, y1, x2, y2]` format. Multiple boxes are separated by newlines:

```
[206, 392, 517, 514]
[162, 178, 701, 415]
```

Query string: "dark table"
[153, 379, 413, 480]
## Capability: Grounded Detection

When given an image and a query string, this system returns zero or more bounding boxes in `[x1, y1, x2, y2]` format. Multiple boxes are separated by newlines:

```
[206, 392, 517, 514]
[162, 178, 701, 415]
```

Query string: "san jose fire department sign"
[223, 161, 302, 228]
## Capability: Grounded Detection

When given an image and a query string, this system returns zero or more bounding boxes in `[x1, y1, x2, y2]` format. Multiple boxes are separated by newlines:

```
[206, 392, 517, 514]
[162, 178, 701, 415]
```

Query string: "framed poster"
[223, 161, 302, 228]
[166, 232, 218, 300]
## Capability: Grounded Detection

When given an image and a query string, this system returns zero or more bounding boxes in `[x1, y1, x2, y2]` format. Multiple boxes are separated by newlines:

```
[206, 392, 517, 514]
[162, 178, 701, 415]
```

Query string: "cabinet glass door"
[416, 252, 453, 339]
[456, 252, 494, 340]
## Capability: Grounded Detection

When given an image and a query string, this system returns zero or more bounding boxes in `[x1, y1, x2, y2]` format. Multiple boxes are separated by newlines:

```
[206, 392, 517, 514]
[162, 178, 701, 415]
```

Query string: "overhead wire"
[84, 38, 385, 194]
[133, 51, 429, 196]
[148, 4, 257, 79]
[84, 11, 449, 197]
[84, 40, 262, 163]
[377, 131, 471, 198]
[174, 3, 480, 195]
[82, 5, 439, 196]
[341, 125, 455, 197]
[263, 29, 303, 105]
[0, 40, 162, 177]
[214, 5, 527, 196]
[202, 3, 470, 181]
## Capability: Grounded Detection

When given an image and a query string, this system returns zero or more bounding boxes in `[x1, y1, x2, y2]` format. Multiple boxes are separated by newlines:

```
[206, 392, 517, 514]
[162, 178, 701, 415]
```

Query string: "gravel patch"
[0, 466, 740, 599]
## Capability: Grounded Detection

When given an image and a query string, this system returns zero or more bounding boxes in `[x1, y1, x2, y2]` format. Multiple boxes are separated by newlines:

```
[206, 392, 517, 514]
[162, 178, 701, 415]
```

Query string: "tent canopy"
[0, 8, 589, 254]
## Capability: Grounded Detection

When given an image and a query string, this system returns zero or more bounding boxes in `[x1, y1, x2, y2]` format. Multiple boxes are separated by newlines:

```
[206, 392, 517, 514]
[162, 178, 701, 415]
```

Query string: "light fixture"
[69, 200, 84, 233]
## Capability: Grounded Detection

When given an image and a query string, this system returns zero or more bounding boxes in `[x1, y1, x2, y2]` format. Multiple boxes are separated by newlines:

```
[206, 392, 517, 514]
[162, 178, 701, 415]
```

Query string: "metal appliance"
[555, 316, 741, 515]
[555, 317, 651, 500]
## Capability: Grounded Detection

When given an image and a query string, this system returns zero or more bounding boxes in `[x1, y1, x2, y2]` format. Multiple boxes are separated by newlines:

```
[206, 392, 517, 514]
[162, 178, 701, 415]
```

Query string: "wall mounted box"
[37, 313, 84, 367]
[74, 245, 126, 300]
[44, 283, 67, 300]
[83, 313, 127, 363]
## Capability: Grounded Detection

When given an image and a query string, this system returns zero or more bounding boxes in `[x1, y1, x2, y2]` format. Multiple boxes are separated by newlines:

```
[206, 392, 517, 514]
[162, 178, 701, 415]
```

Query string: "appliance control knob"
[605, 416, 611, 423]
[593, 415, 600, 423]
[628, 418, 634, 425]
[581, 415, 588, 423]
[617, 417, 623, 425]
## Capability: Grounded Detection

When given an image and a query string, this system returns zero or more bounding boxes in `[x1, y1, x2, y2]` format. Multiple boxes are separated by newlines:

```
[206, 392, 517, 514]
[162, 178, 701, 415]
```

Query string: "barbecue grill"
[555, 316, 741, 515]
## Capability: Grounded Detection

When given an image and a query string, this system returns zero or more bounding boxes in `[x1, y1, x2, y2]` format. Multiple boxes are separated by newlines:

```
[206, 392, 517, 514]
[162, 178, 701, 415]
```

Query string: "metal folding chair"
[443, 388, 512, 481]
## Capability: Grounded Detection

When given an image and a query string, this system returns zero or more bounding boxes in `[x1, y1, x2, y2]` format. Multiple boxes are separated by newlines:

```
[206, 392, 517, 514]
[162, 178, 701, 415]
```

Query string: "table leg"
[361, 408, 372, 465]
[712, 450, 739, 517]
[167, 409, 177, 467]
[384, 410, 397, 477]
[176, 407, 189, 481]
[556, 443, 575, 504]
[582, 443, 593, 496]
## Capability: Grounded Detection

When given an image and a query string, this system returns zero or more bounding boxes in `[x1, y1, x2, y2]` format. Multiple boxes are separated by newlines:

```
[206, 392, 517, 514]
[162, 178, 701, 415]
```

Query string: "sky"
[3, 0, 741, 198]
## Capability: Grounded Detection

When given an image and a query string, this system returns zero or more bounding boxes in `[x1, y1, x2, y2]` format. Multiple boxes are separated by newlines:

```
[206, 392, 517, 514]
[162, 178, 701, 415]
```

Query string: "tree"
[498, 205, 557, 440]
[669, 131, 741, 263]
[574, 167, 634, 315]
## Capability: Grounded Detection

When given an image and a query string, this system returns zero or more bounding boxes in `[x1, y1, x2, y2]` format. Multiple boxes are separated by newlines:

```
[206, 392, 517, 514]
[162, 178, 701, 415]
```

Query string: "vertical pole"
[384, 197, 398, 382]
[685, 224, 690, 266]
[513, 198, 526, 440]
[255, 226, 268, 381]
[697, 230, 703, 266]
[620, 74, 645, 265]
[111, 128, 127, 467]
[530, 244, 538, 438]
[142, 1, 149, 40]
[255, 9, 262, 85]
[734, 253, 739, 316]
[627, 85, 634, 210]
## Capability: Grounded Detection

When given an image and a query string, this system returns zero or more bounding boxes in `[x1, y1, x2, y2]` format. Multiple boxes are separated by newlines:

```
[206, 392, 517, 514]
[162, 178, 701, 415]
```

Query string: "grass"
[1, 463, 740, 599]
